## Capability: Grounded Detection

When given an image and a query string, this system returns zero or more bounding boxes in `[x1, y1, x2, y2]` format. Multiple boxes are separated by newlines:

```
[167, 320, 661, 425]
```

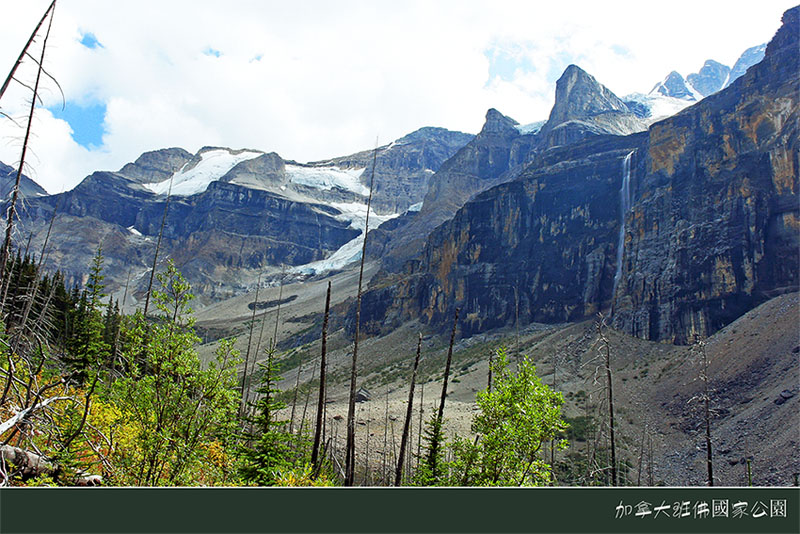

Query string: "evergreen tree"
[64, 248, 109, 381]
[238, 342, 295, 485]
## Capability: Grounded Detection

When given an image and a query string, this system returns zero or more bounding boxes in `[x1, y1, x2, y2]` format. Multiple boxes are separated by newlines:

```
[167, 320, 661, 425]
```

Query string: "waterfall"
[613, 151, 634, 297]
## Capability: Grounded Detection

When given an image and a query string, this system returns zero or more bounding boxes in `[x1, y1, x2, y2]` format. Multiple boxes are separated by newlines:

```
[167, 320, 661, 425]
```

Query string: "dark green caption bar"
[1, 487, 798, 533]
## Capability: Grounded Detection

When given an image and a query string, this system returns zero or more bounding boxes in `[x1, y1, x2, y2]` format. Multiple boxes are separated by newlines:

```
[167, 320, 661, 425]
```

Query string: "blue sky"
[0, 0, 795, 193]
[49, 101, 106, 149]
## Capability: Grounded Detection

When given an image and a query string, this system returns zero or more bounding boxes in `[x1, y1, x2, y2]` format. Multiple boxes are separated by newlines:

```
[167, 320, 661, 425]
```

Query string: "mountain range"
[2, 11, 796, 349]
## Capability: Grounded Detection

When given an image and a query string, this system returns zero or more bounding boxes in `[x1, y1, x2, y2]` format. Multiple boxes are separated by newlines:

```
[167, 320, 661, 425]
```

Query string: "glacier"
[144, 148, 263, 196]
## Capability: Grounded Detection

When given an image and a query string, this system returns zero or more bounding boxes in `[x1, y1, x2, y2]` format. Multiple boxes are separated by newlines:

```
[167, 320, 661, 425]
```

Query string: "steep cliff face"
[22, 175, 359, 300]
[360, 7, 798, 343]
[14, 127, 468, 302]
[612, 6, 799, 342]
[376, 109, 538, 270]
[360, 134, 646, 336]
[376, 66, 650, 270]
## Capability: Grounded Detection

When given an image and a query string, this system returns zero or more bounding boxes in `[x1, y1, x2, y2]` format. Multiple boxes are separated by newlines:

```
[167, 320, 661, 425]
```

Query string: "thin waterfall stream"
[613, 151, 634, 298]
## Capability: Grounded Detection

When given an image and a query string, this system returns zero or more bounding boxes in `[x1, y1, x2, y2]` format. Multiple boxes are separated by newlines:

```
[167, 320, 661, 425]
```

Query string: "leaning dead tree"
[311, 281, 331, 470]
[142, 174, 174, 318]
[395, 332, 422, 485]
[344, 143, 378, 486]
[0, 1, 58, 287]
[239, 273, 262, 419]
[690, 334, 714, 487]
[596, 314, 617, 486]
[427, 307, 459, 479]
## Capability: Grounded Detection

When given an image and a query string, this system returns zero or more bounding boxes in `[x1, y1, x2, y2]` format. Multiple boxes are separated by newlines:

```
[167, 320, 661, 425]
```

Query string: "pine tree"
[64, 248, 109, 382]
[238, 342, 294, 485]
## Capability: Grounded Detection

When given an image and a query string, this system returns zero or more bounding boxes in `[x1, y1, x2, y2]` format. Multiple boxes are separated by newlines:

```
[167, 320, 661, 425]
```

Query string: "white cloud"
[0, 0, 794, 193]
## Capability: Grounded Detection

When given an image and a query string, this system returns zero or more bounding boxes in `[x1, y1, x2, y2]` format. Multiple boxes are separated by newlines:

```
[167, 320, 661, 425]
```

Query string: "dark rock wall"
[613, 7, 799, 342]
[361, 7, 798, 344]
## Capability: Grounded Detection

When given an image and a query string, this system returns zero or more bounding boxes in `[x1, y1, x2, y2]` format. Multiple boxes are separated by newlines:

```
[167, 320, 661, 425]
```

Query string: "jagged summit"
[725, 43, 766, 88]
[547, 64, 630, 124]
[650, 71, 699, 100]
[686, 59, 730, 96]
[538, 64, 646, 146]
[480, 108, 520, 136]
[117, 147, 193, 184]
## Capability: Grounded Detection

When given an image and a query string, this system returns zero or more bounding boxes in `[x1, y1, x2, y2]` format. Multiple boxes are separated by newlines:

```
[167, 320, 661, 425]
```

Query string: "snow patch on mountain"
[514, 121, 545, 135]
[624, 93, 696, 122]
[286, 165, 369, 196]
[144, 149, 262, 196]
[292, 202, 398, 275]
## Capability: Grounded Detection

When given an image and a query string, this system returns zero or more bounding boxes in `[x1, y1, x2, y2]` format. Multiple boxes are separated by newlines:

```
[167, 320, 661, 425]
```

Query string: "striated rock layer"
[360, 7, 799, 344]
[612, 6, 799, 342]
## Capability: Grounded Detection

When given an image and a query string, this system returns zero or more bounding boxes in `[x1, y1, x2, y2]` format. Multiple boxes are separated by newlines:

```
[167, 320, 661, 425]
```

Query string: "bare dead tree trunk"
[395, 332, 422, 485]
[239, 274, 261, 419]
[299, 367, 313, 438]
[244, 267, 285, 417]
[416, 380, 424, 471]
[637, 423, 647, 486]
[143, 177, 174, 318]
[429, 307, 459, 479]
[0, 1, 57, 103]
[390, 419, 397, 481]
[597, 315, 617, 487]
[487, 348, 494, 392]
[363, 403, 370, 486]
[289, 350, 303, 435]
[550, 351, 559, 485]
[311, 281, 331, 469]
[382, 370, 389, 482]
[696, 336, 714, 487]
[648, 432, 654, 486]
[12, 197, 58, 355]
[344, 143, 378, 486]
[0, 4, 56, 287]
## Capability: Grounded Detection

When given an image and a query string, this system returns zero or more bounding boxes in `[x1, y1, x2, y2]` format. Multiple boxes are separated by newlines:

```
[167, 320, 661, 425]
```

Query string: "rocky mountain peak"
[118, 147, 193, 184]
[479, 108, 520, 136]
[0, 161, 48, 198]
[724, 43, 766, 89]
[394, 126, 474, 146]
[547, 64, 630, 125]
[686, 59, 731, 96]
[650, 71, 698, 100]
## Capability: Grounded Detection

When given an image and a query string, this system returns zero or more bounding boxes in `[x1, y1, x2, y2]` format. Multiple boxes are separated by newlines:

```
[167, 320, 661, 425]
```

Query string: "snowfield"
[286, 165, 369, 196]
[625, 92, 696, 123]
[144, 148, 263, 196]
[292, 202, 398, 275]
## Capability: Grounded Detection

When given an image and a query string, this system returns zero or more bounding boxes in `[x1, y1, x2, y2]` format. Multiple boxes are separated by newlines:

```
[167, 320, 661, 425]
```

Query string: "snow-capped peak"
[144, 148, 262, 196]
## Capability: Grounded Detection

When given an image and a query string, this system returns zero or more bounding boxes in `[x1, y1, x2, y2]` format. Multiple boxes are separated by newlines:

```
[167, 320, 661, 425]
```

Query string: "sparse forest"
[0, 246, 577, 486]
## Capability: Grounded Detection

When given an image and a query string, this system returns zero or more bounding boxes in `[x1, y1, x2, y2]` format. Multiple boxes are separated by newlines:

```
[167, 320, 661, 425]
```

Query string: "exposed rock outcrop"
[612, 6, 799, 342]
[538, 65, 648, 147]
[0, 161, 48, 198]
[117, 147, 194, 184]
[359, 7, 799, 344]
[312, 127, 473, 214]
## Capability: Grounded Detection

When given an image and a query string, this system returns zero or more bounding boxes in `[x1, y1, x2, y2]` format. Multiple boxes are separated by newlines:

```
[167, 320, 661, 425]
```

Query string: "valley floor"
[195, 264, 799, 486]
